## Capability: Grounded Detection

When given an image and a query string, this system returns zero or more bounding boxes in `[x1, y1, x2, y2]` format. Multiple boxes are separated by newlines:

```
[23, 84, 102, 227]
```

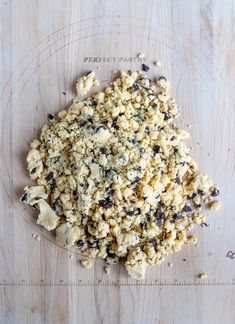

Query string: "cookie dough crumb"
[104, 266, 111, 275]
[32, 233, 40, 241]
[81, 259, 93, 269]
[186, 235, 198, 245]
[37, 200, 59, 231]
[125, 248, 147, 280]
[154, 60, 161, 67]
[198, 272, 207, 280]
[209, 200, 222, 212]
[138, 53, 145, 59]
[168, 262, 173, 268]
[76, 71, 97, 97]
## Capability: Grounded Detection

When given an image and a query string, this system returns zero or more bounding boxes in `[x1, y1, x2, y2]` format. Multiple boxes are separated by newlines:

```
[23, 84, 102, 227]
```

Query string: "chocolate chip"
[164, 112, 171, 121]
[132, 176, 141, 184]
[127, 210, 134, 216]
[129, 136, 137, 144]
[154, 208, 162, 218]
[174, 213, 183, 220]
[111, 117, 119, 130]
[90, 99, 98, 107]
[89, 240, 99, 248]
[47, 113, 54, 121]
[140, 222, 147, 230]
[80, 120, 87, 127]
[45, 172, 54, 181]
[104, 169, 112, 178]
[153, 145, 160, 153]
[99, 199, 113, 209]
[156, 218, 164, 226]
[100, 147, 107, 154]
[77, 240, 84, 248]
[52, 200, 59, 212]
[51, 156, 60, 163]
[183, 205, 192, 212]
[159, 76, 166, 81]
[20, 193, 27, 203]
[132, 83, 140, 91]
[187, 193, 197, 200]
[107, 249, 116, 258]
[106, 187, 114, 195]
[135, 208, 141, 215]
[51, 178, 56, 190]
[87, 116, 93, 123]
[142, 64, 150, 72]
[211, 188, 220, 197]
[197, 189, 206, 196]
[159, 201, 166, 208]
[146, 214, 152, 222]
[173, 147, 178, 154]
[149, 239, 156, 247]
[62, 92, 66, 95]
[96, 125, 106, 132]
[183, 258, 187, 261]
[30, 167, 37, 174]
[175, 176, 181, 184]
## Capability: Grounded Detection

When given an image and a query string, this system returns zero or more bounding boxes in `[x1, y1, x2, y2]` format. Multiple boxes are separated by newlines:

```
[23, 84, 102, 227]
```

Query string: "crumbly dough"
[198, 272, 207, 280]
[104, 266, 111, 274]
[209, 200, 221, 212]
[76, 71, 99, 97]
[81, 259, 93, 269]
[21, 71, 220, 279]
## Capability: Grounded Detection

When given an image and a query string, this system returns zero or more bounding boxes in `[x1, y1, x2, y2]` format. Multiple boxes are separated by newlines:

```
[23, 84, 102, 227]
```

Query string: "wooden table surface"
[1, 0, 235, 323]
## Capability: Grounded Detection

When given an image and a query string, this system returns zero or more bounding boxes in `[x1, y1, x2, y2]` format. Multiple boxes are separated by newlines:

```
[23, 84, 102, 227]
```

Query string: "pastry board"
[0, 0, 235, 323]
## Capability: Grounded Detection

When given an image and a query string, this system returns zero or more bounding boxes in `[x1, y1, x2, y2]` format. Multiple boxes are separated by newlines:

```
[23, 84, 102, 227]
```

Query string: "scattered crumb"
[76, 71, 98, 97]
[198, 273, 207, 280]
[69, 254, 73, 259]
[201, 222, 210, 228]
[183, 258, 187, 262]
[81, 259, 93, 269]
[93, 79, 100, 87]
[186, 124, 191, 128]
[168, 262, 173, 268]
[209, 200, 222, 212]
[197, 141, 201, 146]
[154, 60, 161, 67]
[104, 266, 111, 274]
[138, 53, 145, 59]
[62, 92, 66, 95]
[32, 233, 40, 241]
[228, 147, 231, 152]
[97, 66, 101, 70]
[208, 153, 211, 157]
[186, 235, 198, 245]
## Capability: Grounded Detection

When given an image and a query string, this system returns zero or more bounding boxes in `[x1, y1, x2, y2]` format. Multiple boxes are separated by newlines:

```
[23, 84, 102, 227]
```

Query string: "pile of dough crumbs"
[21, 70, 221, 280]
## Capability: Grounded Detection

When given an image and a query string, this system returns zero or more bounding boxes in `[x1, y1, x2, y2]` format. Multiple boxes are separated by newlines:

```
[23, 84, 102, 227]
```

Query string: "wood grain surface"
[1, 0, 235, 323]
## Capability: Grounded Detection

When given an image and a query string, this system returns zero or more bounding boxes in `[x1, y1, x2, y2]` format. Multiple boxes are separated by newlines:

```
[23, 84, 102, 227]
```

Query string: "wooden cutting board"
[1, 0, 235, 323]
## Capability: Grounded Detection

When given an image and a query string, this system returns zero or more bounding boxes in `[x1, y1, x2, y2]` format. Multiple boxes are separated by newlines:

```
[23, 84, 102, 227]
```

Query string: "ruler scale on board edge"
[1, 279, 235, 287]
